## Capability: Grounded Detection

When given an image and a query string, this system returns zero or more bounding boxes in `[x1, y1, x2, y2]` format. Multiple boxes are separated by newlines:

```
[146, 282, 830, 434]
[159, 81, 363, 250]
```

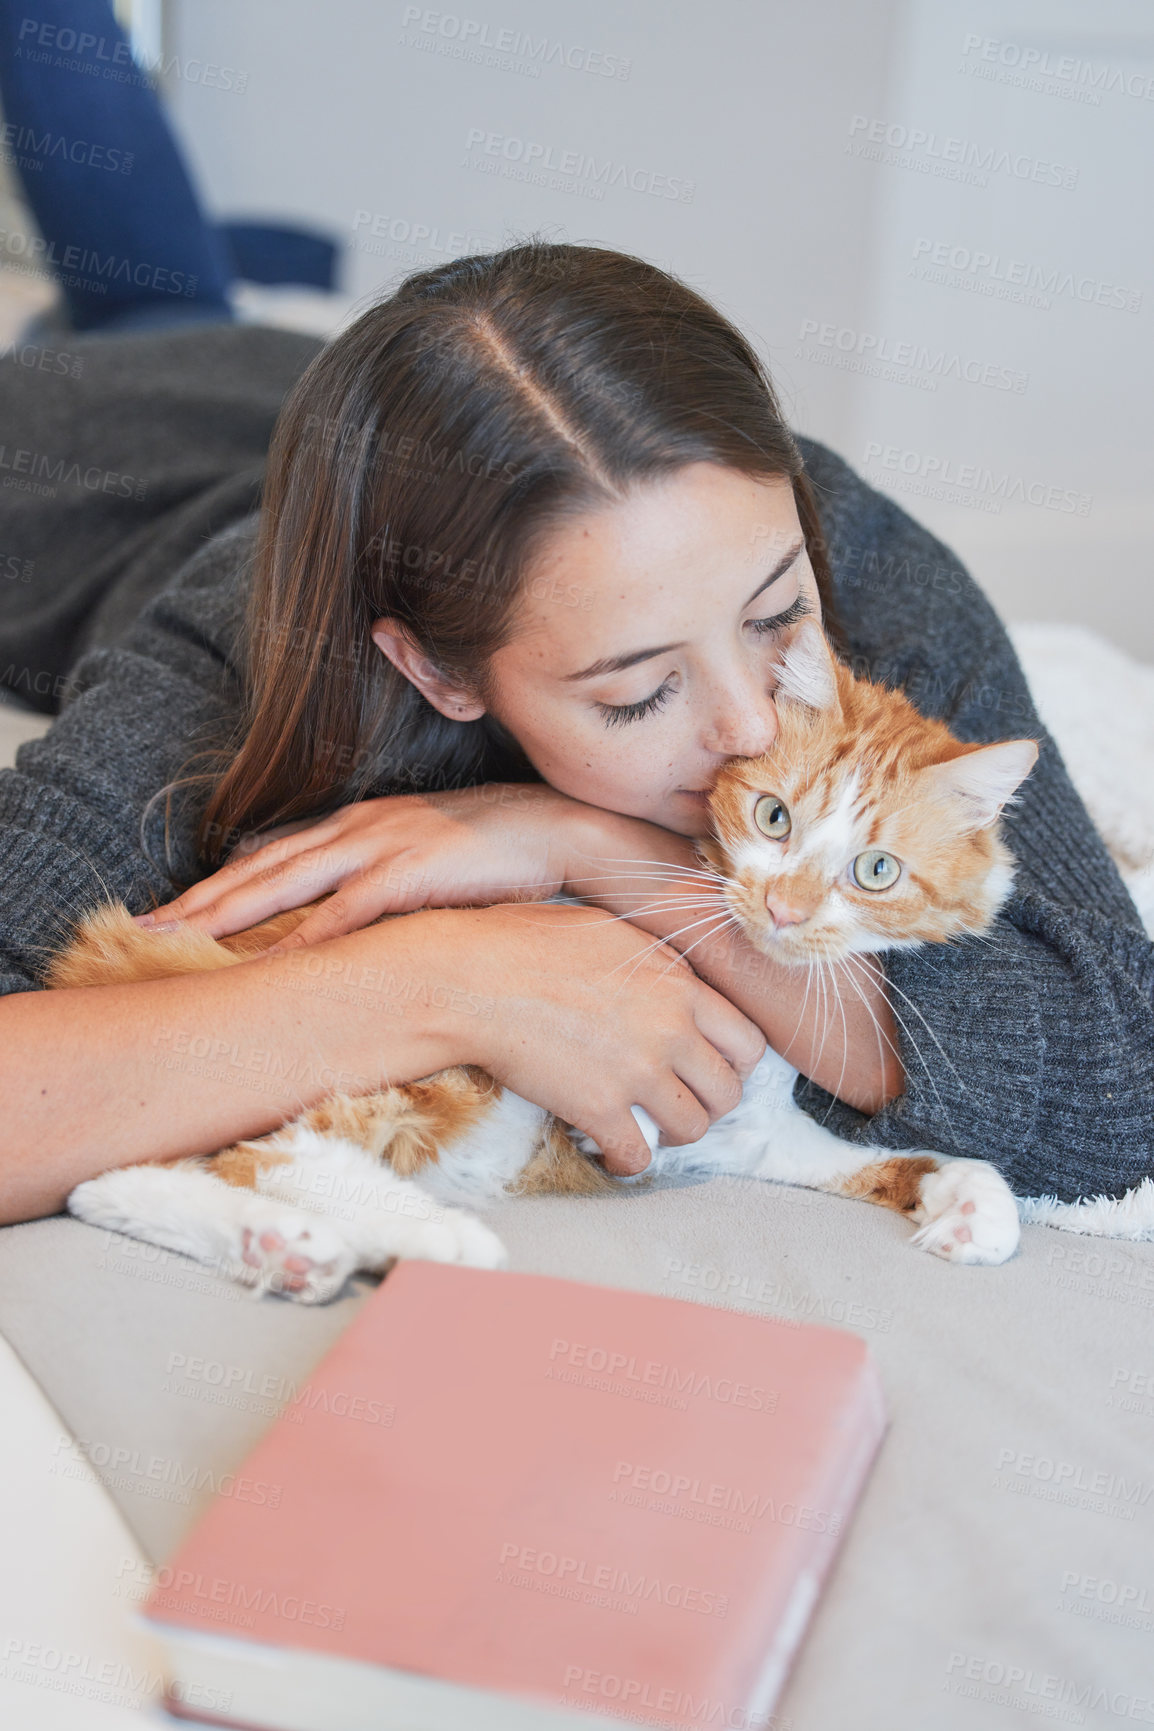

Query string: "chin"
[741, 930, 839, 969]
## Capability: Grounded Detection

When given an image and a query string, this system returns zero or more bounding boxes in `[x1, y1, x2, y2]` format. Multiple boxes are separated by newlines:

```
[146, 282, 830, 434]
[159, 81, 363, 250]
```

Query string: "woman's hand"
[136, 785, 595, 948]
[559, 808, 905, 1115]
[560, 807, 723, 937]
[427, 902, 767, 1174]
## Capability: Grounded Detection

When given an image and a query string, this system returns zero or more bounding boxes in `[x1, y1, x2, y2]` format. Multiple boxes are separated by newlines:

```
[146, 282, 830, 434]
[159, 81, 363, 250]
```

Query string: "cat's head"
[700, 618, 1039, 965]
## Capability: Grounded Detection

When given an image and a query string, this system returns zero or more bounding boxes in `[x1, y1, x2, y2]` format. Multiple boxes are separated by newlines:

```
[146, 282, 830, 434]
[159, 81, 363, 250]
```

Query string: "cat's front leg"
[828, 1151, 1020, 1265]
[906, 1157, 1021, 1266]
[67, 1161, 359, 1301]
[690, 1082, 1021, 1264]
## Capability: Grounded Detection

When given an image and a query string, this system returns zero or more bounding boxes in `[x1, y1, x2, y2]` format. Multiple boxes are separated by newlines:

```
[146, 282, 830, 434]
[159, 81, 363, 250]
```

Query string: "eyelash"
[597, 683, 676, 728]
[746, 594, 811, 636]
[594, 594, 814, 728]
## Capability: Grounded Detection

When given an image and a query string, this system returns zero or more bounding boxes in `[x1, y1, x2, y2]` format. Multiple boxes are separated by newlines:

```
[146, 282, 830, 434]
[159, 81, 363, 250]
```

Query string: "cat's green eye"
[852, 850, 901, 892]
[754, 796, 791, 839]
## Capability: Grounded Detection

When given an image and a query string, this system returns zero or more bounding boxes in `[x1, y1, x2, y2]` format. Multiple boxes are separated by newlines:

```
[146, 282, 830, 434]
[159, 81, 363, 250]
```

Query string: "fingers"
[670, 1033, 747, 1130]
[689, 980, 767, 1082]
[262, 889, 370, 952]
[638, 1072, 712, 1151]
[151, 842, 348, 938]
[578, 1112, 655, 1177]
[643, 937, 696, 976]
[142, 827, 340, 927]
[579, 1073, 714, 1177]
[580, 1022, 761, 1175]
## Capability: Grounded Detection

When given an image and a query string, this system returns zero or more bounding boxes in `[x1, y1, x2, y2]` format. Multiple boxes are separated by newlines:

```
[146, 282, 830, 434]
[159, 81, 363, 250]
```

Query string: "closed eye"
[594, 596, 815, 726]
[596, 680, 675, 728]
[746, 594, 812, 636]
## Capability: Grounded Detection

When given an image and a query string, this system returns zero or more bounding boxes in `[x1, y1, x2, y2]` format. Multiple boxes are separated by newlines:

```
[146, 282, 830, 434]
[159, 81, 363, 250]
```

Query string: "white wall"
[163, 0, 1154, 656]
[843, 0, 1154, 657]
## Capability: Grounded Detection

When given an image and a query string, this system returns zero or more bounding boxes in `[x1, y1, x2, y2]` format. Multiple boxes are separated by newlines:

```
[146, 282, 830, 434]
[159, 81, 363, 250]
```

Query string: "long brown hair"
[160, 241, 844, 874]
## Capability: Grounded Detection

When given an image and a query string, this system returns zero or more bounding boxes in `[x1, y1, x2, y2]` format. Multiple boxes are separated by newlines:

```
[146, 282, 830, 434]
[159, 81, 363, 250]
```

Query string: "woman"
[1, 24, 1151, 1229]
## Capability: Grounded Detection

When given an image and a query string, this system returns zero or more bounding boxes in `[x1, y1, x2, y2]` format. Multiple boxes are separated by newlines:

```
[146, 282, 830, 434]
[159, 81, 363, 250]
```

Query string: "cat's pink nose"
[765, 896, 807, 929]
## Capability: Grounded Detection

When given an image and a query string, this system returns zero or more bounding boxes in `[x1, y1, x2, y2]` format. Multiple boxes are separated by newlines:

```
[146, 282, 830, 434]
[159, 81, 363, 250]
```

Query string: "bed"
[2, 608, 1152, 1731]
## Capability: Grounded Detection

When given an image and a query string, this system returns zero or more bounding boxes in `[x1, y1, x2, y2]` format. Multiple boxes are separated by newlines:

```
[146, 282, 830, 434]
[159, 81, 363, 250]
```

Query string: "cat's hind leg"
[240, 1127, 508, 1275]
[69, 1126, 508, 1305]
[67, 1160, 358, 1301]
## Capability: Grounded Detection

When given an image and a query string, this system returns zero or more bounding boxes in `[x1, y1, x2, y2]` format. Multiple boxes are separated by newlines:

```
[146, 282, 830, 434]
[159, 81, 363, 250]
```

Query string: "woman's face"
[481, 465, 823, 838]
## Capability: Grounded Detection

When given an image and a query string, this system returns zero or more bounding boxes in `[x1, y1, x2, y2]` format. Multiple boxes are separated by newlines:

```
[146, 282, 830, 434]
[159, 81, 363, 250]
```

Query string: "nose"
[765, 894, 808, 929]
[701, 683, 779, 759]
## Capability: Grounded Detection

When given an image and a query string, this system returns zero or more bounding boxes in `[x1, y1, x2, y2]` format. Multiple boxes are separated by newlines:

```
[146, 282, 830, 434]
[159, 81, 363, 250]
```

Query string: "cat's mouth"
[722, 883, 849, 966]
[746, 922, 853, 967]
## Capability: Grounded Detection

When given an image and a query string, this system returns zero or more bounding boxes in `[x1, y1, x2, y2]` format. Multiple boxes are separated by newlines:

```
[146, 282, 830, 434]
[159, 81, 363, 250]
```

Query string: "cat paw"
[362, 1207, 508, 1273]
[234, 1213, 358, 1303]
[909, 1159, 1020, 1266]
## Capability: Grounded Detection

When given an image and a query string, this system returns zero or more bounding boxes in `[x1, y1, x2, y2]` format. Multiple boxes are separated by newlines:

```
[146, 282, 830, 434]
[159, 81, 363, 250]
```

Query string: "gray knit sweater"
[0, 327, 1151, 1204]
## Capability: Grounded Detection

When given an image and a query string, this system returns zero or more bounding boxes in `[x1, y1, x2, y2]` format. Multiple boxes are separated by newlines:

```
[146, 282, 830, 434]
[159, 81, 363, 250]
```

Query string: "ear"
[772, 616, 841, 713]
[370, 617, 486, 722]
[917, 738, 1040, 832]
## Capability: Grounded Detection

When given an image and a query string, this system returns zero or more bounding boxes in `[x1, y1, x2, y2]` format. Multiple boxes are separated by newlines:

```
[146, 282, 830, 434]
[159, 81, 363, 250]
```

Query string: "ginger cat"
[48, 618, 1038, 1300]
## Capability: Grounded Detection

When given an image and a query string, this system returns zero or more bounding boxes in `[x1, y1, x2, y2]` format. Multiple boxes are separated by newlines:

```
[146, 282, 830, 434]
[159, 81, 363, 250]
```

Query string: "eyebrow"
[560, 539, 805, 682]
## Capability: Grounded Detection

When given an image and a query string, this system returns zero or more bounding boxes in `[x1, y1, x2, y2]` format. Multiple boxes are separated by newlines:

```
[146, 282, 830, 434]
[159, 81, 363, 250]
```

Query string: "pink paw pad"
[960, 1200, 976, 1215]
[243, 1227, 291, 1265]
[241, 1226, 317, 1291]
[953, 1224, 973, 1243]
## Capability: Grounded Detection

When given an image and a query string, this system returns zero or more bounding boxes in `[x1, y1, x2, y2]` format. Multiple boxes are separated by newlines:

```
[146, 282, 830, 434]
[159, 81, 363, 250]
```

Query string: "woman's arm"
[0, 902, 766, 1226]
[560, 813, 904, 1115]
[125, 775, 902, 1113]
[133, 780, 901, 1113]
[0, 916, 455, 1223]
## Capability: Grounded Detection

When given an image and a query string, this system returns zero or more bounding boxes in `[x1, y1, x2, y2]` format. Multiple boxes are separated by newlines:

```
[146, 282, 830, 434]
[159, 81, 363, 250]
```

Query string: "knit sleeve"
[792, 440, 1154, 1203]
[0, 517, 254, 998]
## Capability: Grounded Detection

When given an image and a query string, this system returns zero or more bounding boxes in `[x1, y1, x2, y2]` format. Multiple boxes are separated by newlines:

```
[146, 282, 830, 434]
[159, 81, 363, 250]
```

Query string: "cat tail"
[43, 899, 315, 988]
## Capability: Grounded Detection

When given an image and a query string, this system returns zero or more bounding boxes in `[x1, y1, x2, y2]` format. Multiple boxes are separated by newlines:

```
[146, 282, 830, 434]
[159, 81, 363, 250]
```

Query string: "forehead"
[503, 466, 805, 670]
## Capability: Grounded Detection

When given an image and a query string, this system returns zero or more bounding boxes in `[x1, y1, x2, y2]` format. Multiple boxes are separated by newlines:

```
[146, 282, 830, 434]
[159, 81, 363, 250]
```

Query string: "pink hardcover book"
[144, 1261, 886, 1731]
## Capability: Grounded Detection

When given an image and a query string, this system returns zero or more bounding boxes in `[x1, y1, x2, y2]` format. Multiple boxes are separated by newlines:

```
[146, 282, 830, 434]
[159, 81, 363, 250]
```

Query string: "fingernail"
[263, 944, 284, 957]
[132, 912, 155, 925]
[150, 920, 182, 933]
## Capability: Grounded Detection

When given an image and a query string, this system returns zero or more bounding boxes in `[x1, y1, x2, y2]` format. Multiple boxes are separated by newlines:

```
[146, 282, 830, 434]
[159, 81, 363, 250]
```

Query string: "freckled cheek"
[525, 707, 698, 807]
[533, 721, 641, 800]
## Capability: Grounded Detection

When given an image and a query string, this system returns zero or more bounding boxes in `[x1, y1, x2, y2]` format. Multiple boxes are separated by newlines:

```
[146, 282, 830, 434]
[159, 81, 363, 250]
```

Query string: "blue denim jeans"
[0, 0, 234, 332]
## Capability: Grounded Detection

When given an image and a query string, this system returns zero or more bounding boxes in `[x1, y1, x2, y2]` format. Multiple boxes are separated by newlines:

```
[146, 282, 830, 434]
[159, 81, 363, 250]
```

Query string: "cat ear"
[773, 616, 841, 713]
[917, 738, 1040, 832]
